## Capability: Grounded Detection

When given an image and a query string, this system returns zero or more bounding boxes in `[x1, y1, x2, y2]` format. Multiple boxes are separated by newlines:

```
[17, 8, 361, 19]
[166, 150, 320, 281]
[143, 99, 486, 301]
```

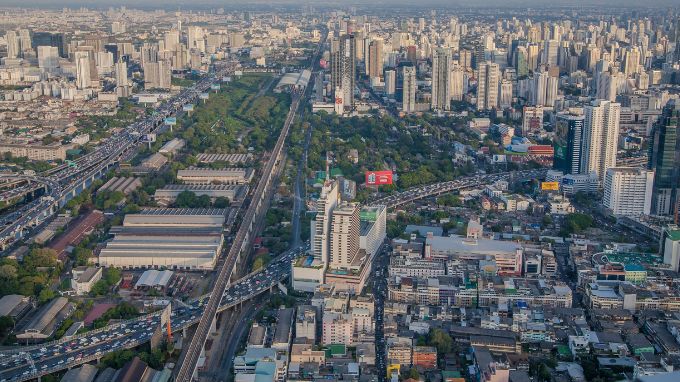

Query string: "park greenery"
[0, 248, 61, 303]
[290, 112, 476, 202]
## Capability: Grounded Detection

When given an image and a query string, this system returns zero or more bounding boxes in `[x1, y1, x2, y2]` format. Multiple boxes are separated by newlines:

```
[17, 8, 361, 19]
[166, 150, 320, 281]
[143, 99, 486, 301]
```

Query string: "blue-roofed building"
[233, 347, 286, 382]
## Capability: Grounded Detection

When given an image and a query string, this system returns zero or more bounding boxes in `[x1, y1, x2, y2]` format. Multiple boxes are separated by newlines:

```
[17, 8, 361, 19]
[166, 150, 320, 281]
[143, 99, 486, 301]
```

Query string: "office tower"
[367, 39, 383, 80]
[596, 69, 622, 102]
[476, 61, 500, 110]
[402, 66, 416, 113]
[384, 69, 396, 96]
[164, 30, 180, 52]
[542, 40, 559, 66]
[115, 61, 129, 87]
[532, 68, 559, 107]
[95, 51, 114, 74]
[75, 51, 92, 89]
[5, 31, 19, 58]
[522, 106, 544, 136]
[330, 34, 356, 111]
[311, 181, 339, 268]
[498, 79, 513, 109]
[554, 112, 585, 175]
[515, 46, 529, 77]
[648, 103, 680, 217]
[330, 203, 360, 269]
[459, 49, 472, 71]
[450, 64, 464, 101]
[141, 43, 159, 68]
[527, 44, 540, 72]
[18, 29, 30, 55]
[32, 32, 65, 57]
[104, 43, 119, 63]
[37, 46, 59, 70]
[187, 26, 205, 52]
[431, 48, 452, 111]
[623, 47, 640, 76]
[582, 100, 621, 183]
[144, 60, 172, 90]
[603, 167, 654, 217]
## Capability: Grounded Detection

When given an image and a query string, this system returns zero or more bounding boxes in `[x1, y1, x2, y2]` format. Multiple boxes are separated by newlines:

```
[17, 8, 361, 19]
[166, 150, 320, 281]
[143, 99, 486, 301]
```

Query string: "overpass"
[0, 62, 239, 252]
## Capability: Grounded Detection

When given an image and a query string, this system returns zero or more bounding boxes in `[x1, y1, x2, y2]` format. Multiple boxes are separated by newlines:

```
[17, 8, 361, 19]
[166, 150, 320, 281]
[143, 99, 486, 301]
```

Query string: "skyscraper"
[5, 31, 19, 59]
[450, 64, 464, 101]
[476, 61, 500, 110]
[648, 103, 680, 218]
[385, 69, 396, 96]
[32, 32, 65, 57]
[331, 34, 356, 111]
[603, 167, 654, 217]
[311, 180, 339, 269]
[402, 66, 417, 113]
[367, 39, 383, 80]
[75, 51, 92, 89]
[554, 112, 585, 175]
[542, 39, 559, 66]
[582, 100, 621, 183]
[115, 61, 129, 87]
[37, 46, 59, 70]
[431, 48, 452, 111]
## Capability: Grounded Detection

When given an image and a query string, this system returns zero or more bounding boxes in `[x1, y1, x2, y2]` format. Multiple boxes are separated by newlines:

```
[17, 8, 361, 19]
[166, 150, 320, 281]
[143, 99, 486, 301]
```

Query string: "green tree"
[428, 328, 453, 354]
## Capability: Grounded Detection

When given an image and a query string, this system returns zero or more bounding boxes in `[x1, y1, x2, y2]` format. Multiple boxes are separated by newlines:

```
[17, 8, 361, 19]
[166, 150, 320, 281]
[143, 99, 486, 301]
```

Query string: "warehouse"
[176, 167, 254, 185]
[16, 297, 74, 341]
[98, 208, 227, 271]
[153, 184, 248, 206]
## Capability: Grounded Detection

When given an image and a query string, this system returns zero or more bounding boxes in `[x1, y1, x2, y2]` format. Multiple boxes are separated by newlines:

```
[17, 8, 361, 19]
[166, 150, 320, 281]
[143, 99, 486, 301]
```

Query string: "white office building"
[603, 167, 654, 217]
[582, 100, 621, 184]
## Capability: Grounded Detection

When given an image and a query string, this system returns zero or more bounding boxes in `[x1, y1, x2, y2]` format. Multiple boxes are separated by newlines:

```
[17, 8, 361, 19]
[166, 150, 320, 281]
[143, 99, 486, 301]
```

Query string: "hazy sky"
[0, 0, 677, 9]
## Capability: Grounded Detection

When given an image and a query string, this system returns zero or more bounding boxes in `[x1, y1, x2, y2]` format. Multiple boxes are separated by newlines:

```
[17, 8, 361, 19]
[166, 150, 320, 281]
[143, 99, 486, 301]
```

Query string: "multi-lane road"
[0, 61, 238, 252]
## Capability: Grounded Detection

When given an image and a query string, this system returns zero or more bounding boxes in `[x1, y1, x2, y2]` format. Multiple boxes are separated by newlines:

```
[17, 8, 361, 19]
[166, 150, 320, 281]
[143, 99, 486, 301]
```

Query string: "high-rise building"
[527, 44, 540, 72]
[498, 79, 513, 109]
[582, 100, 621, 183]
[515, 46, 529, 77]
[450, 64, 464, 101]
[37, 46, 59, 70]
[164, 30, 180, 52]
[402, 66, 416, 113]
[115, 61, 129, 87]
[476, 61, 500, 110]
[5, 31, 19, 59]
[554, 112, 585, 175]
[311, 180, 339, 268]
[367, 39, 383, 80]
[459, 49, 472, 71]
[32, 32, 65, 57]
[431, 48, 452, 111]
[144, 60, 172, 90]
[330, 202, 360, 269]
[662, 225, 680, 271]
[603, 167, 654, 217]
[648, 103, 680, 217]
[522, 106, 544, 136]
[75, 51, 92, 89]
[330, 34, 356, 111]
[384, 69, 396, 96]
[542, 40, 559, 66]
[623, 46, 640, 76]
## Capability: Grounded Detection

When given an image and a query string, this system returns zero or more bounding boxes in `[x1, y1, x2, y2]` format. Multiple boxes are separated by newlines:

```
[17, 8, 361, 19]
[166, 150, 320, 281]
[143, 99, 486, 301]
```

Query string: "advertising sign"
[164, 117, 176, 125]
[365, 170, 393, 186]
[541, 181, 560, 191]
[182, 104, 194, 112]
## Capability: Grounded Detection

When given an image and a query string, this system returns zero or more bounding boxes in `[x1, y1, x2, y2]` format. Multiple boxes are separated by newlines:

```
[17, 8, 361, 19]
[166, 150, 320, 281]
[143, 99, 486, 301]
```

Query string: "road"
[0, 61, 238, 252]
[371, 244, 390, 381]
[174, 29, 327, 382]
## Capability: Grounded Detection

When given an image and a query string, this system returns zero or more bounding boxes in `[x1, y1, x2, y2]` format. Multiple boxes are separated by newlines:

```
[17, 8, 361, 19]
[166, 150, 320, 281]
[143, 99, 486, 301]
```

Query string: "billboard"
[541, 181, 560, 191]
[211, 84, 221, 90]
[365, 170, 393, 186]
[164, 117, 176, 125]
[183, 104, 194, 112]
[200, 93, 210, 99]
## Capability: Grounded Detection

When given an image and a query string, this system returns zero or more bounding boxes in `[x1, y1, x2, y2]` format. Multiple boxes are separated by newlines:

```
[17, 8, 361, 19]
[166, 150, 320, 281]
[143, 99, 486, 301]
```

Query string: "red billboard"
[365, 170, 393, 186]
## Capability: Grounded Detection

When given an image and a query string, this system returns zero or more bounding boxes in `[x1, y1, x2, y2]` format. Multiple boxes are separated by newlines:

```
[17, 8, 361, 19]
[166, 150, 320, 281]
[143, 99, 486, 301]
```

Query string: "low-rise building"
[71, 266, 103, 295]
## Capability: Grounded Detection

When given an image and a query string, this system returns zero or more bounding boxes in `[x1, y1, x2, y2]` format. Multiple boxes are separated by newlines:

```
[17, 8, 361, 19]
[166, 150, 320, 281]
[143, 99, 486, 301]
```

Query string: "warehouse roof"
[135, 270, 174, 289]
[0, 294, 29, 317]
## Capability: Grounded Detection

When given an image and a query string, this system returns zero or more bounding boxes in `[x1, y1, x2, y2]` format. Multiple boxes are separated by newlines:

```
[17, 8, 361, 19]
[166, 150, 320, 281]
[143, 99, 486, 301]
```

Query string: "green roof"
[667, 230, 680, 241]
[624, 264, 646, 272]
[557, 345, 571, 356]
[327, 343, 346, 356]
